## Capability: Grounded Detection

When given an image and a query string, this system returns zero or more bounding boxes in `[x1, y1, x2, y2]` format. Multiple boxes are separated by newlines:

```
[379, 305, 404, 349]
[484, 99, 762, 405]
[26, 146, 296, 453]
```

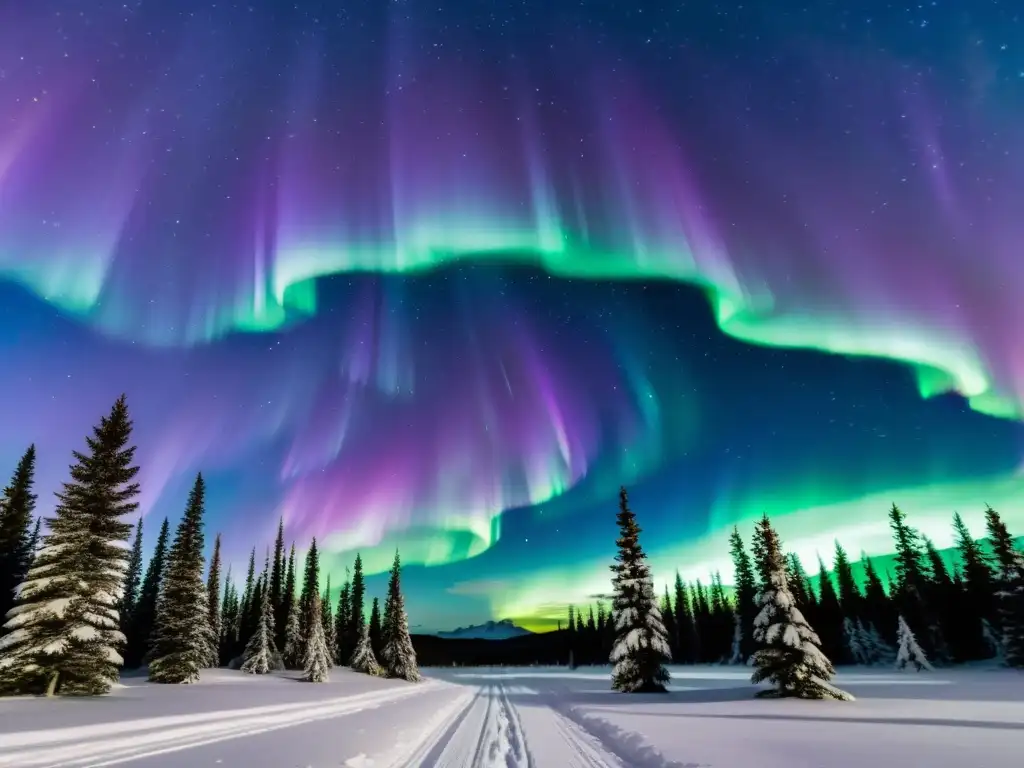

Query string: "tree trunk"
[45, 671, 59, 697]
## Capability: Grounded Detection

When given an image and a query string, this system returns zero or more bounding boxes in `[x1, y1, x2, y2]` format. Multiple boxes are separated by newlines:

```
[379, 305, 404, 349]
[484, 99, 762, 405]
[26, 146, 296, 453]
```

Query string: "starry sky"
[1, 1, 1023, 632]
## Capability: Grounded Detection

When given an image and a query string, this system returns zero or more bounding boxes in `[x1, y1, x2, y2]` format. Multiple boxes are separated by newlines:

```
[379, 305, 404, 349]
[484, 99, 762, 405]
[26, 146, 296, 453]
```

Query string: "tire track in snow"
[513, 700, 624, 767]
[0, 683, 437, 767]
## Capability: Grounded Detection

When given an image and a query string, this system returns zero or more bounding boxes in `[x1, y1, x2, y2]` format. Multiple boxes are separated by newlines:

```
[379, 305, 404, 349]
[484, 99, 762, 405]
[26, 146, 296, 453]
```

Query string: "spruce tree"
[983, 506, 1024, 667]
[127, 517, 169, 668]
[887, 504, 934, 648]
[278, 544, 296, 651]
[608, 487, 670, 693]
[349, 621, 381, 675]
[298, 540, 321, 656]
[239, 548, 257, 646]
[335, 571, 352, 663]
[302, 591, 332, 683]
[842, 617, 870, 665]
[322, 577, 337, 662]
[381, 550, 420, 682]
[815, 556, 845, 662]
[0, 397, 140, 696]
[205, 534, 223, 667]
[673, 572, 694, 663]
[832, 542, 861, 617]
[894, 614, 933, 671]
[148, 474, 213, 684]
[728, 526, 758, 662]
[0, 444, 37, 624]
[25, 518, 41, 572]
[952, 511, 996, 660]
[350, 553, 366, 634]
[119, 519, 144, 632]
[241, 569, 278, 675]
[219, 567, 236, 664]
[861, 554, 895, 643]
[281, 598, 302, 668]
[270, 518, 285, 625]
[749, 514, 852, 700]
[368, 596, 382, 658]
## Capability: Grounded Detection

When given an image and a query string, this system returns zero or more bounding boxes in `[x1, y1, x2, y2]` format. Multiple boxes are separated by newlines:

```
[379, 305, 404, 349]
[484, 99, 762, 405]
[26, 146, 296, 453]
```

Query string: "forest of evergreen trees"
[565, 502, 1024, 673]
[1, 395, 1023, 698]
[0, 396, 420, 696]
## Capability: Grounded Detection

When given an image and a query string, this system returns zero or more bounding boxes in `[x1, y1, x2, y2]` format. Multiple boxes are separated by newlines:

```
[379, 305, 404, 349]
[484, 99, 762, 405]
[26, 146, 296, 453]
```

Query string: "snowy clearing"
[0, 665, 1021, 767]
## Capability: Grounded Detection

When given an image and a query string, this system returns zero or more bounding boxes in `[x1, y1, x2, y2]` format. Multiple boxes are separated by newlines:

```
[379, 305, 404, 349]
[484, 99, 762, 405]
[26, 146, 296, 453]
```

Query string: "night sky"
[1, 1, 1023, 632]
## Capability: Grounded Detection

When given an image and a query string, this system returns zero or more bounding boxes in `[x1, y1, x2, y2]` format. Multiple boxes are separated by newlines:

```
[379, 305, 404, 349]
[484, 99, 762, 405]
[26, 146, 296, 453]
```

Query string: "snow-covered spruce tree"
[302, 591, 332, 683]
[843, 618, 869, 665]
[0, 444, 38, 625]
[381, 550, 420, 682]
[609, 486, 671, 693]
[321, 576, 336, 662]
[0, 396, 140, 696]
[281, 598, 302, 668]
[241, 569, 278, 674]
[349, 621, 381, 675]
[894, 614, 933, 671]
[148, 474, 214, 684]
[749, 514, 853, 700]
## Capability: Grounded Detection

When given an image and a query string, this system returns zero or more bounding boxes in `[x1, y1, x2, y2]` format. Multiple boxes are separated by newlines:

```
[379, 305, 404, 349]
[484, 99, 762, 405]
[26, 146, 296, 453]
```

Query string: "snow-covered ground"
[0, 665, 1021, 767]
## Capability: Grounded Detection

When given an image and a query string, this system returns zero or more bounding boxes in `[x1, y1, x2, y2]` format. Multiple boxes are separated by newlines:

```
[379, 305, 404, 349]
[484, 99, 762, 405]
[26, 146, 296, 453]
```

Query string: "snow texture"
[3, 665, 1019, 768]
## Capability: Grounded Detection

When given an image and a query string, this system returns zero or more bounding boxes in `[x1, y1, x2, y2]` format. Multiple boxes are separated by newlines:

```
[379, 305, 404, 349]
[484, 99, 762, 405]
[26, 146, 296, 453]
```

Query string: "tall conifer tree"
[148, 474, 213, 684]
[608, 487, 670, 693]
[205, 533, 223, 667]
[728, 526, 758, 662]
[119, 519, 144, 632]
[0, 445, 37, 624]
[127, 517, 169, 668]
[0, 397, 139, 696]
[381, 550, 420, 682]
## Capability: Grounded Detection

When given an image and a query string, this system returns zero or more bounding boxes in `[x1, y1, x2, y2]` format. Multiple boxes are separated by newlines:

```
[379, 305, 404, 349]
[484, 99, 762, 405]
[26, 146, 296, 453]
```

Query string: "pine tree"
[749, 514, 852, 700]
[349, 621, 381, 675]
[815, 556, 844, 663]
[270, 518, 285, 626]
[281, 598, 302, 668]
[368, 596, 382, 658]
[0, 397, 140, 696]
[278, 544, 296, 651]
[861, 554, 895, 643]
[241, 569, 278, 675]
[608, 487, 670, 693]
[127, 517, 169, 668]
[887, 504, 934, 650]
[786, 553, 814, 610]
[25, 518, 41, 572]
[983, 506, 1024, 667]
[863, 620, 895, 664]
[336, 571, 352, 663]
[148, 474, 213, 684]
[119, 519, 144, 632]
[298, 540, 321, 658]
[302, 592, 332, 683]
[381, 550, 420, 682]
[728, 526, 758, 662]
[239, 548, 257, 647]
[922, 537, 954, 663]
[894, 614, 933, 671]
[673, 572, 694, 663]
[219, 567, 236, 665]
[832, 542, 861, 617]
[322, 577, 336, 662]
[205, 534, 223, 668]
[0, 445, 37, 624]
[842, 617, 870, 665]
[952, 511, 996, 660]
[350, 553, 366, 632]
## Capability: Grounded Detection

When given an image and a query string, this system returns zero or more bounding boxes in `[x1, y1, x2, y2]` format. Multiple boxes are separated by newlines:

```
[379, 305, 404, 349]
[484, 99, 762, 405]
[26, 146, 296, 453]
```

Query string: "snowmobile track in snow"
[405, 683, 626, 767]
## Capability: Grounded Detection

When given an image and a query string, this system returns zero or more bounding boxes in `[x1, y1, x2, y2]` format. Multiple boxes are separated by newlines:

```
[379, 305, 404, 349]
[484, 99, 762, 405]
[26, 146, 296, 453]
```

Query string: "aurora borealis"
[2, 1, 1023, 632]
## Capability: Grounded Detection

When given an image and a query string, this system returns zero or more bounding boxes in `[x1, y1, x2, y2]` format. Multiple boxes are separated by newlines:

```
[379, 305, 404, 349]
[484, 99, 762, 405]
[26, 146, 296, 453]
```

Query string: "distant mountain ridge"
[435, 619, 534, 640]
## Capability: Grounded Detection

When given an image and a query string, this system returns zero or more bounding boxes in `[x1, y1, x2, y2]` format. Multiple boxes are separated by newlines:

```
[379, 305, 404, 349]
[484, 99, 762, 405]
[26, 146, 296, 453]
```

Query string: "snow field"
[0, 665, 1021, 767]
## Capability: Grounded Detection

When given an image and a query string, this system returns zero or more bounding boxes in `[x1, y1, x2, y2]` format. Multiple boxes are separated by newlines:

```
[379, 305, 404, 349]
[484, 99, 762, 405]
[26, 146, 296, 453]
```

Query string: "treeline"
[567, 505, 1024, 670]
[0, 396, 420, 696]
